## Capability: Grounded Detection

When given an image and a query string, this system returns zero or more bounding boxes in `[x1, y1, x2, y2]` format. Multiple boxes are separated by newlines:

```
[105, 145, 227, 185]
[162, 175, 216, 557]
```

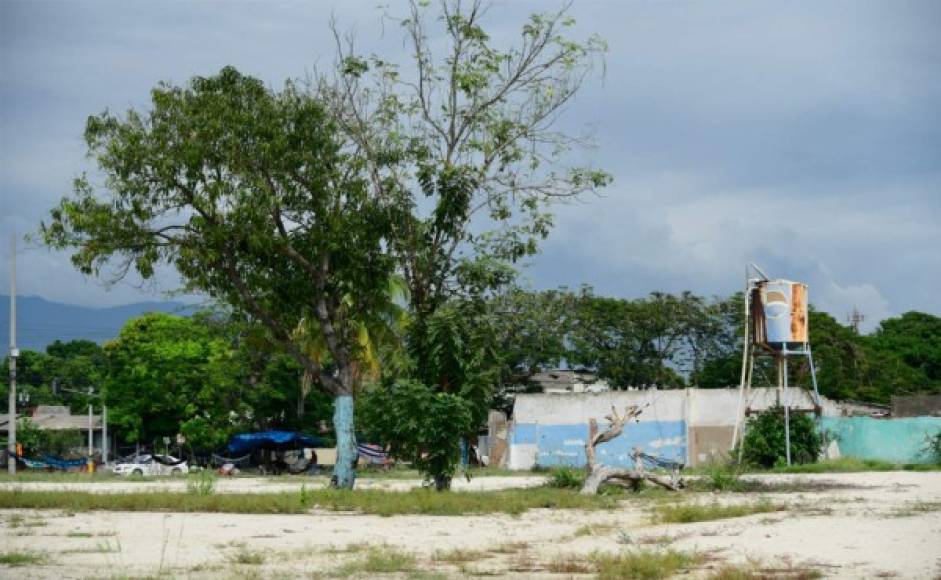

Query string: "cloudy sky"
[1, 0, 939, 332]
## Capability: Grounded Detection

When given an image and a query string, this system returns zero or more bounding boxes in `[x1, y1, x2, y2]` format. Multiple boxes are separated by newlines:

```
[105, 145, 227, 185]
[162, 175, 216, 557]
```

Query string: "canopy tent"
[226, 431, 322, 455]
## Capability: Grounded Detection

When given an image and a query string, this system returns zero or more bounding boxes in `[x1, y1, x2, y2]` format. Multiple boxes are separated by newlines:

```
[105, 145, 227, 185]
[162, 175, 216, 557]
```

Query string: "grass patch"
[228, 549, 265, 565]
[0, 550, 47, 567]
[547, 466, 585, 489]
[432, 548, 488, 563]
[592, 549, 702, 580]
[186, 470, 217, 496]
[0, 472, 137, 483]
[707, 562, 824, 579]
[546, 555, 593, 574]
[653, 500, 783, 524]
[0, 486, 613, 516]
[574, 522, 618, 537]
[487, 541, 528, 554]
[890, 501, 941, 517]
[335, 546, 416, 575]
[767, 457, 938, 473]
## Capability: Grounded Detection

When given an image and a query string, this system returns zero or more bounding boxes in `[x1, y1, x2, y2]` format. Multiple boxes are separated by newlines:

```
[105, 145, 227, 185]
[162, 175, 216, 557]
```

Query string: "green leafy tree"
[318, 0, 609, 423]
[40, 68, 394, 487]
[104, 313, 249, 449]
[359, 379, 473, 490]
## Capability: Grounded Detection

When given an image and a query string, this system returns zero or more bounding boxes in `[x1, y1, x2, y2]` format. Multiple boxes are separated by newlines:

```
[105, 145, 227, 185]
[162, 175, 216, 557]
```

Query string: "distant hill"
[0, 295, 197, 352]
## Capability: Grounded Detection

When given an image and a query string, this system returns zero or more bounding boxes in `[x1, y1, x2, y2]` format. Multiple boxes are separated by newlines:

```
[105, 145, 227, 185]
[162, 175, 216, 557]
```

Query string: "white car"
[112, 454, 189, 477]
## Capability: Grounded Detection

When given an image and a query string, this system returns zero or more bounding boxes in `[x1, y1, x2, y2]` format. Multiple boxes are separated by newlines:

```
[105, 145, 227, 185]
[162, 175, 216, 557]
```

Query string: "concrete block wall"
[508, 388, 829, 470]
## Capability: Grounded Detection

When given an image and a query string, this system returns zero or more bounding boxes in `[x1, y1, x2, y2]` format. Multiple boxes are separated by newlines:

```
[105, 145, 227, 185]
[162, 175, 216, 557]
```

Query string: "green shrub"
[548, 466, 585, 489]
[358, 379, 473, 491]
[924, 430, 941, 465]
[740, 405, 821, 468]
[186, 470, 216, 496]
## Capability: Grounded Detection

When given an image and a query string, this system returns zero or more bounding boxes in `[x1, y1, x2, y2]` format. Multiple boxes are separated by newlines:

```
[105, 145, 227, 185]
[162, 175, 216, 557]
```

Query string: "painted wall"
[506, 388, 908, 470]
[511, 421, 686, 469]
[820, 417, 941, 464]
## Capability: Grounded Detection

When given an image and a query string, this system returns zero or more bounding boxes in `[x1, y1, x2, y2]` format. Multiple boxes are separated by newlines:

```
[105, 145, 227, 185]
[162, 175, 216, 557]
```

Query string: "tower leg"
[783, 356, 792, 466]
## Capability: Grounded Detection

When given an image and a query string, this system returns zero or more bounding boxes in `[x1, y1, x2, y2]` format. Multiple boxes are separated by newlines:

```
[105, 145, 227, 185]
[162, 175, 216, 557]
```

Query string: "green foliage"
[358, 379, 473, 489]
[15, 418, 83, 457]
[547, 466, 585, 489]
[186, 470, 217, 496]
[653, 500, 783, 524]
[591, 549, 701, 580]
[740, 406, 822, 468]
[924, 430, 941, 465]
[104, 313, 250, 449]
[701, 464, 744, 492]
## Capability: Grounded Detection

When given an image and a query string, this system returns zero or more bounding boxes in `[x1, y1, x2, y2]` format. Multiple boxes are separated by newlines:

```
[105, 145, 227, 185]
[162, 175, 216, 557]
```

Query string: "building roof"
[0, 406, 102, 431]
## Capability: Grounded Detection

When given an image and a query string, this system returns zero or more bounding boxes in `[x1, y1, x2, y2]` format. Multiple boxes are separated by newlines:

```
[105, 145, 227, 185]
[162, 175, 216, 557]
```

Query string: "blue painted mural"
[512, 421, 687, 468]
[820, 416, 941, 464]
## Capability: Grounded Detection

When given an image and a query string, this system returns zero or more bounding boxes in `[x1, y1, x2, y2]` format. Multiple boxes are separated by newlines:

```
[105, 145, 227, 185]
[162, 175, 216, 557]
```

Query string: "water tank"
[750, 279, 808, 350]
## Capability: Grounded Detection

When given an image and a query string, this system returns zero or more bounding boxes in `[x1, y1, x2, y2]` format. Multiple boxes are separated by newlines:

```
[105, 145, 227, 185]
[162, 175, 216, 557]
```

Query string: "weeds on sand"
[227, 549, 266, 565]
[890, 501, 941, 517]
[487, 541, 528, 554]
[0, 550, 47, 567]
[546, 555, 593, 574]
[574, 522, 618, 537]
[334, 546, 416, 575]
[186, 470, 217, 496]
[707, 561, 824, 579]
[431, 548, 489, 563]
[653, 500, 783, 524]
[592, 549, 702, 580]
[0, 486, 613, 516]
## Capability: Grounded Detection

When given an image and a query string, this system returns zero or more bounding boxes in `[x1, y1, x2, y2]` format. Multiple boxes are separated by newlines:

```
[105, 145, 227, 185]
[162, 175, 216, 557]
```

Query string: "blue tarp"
[226, 431, 322, 455]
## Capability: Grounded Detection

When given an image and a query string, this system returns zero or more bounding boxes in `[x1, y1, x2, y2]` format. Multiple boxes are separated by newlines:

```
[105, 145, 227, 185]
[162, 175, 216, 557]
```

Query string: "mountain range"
[0, 295, 196, 352]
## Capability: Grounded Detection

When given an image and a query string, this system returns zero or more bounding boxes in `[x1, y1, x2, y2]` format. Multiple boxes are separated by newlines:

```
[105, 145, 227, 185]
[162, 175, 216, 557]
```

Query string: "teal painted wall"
[820, 417, 941, 464]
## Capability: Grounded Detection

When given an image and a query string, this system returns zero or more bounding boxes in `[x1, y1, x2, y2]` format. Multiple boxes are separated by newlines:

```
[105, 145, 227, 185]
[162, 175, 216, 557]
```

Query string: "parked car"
[112, 454, 189, 477]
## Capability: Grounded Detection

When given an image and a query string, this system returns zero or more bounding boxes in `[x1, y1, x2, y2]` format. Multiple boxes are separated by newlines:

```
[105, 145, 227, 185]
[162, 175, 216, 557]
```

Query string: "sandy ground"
[1, 471, 939, 579]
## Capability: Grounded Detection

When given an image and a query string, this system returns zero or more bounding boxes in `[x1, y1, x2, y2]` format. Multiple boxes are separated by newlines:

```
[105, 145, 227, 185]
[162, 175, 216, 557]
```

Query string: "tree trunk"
[331, 394, 357, 489]
[580, 405, 683, 495]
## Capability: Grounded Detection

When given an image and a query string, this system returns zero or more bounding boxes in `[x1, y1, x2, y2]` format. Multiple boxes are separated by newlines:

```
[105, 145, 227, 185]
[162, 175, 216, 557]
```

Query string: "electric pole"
[8, 236, 18, 475]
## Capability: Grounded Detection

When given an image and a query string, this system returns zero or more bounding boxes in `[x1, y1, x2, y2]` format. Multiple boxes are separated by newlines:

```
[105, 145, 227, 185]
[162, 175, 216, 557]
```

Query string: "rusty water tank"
[750, 279, 808, 350]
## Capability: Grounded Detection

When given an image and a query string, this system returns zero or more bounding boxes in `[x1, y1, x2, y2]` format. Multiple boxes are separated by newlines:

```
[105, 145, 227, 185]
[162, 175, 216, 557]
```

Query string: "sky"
[1, 0, 939, 333]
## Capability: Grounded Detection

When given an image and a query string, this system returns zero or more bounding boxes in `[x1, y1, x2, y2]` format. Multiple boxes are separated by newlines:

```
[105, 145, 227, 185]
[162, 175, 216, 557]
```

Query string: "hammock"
[210, 453, 252, 467]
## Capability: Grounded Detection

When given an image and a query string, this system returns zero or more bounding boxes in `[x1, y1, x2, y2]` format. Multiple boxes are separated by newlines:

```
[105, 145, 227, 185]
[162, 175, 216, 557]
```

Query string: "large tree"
[318, 0, 609, 416]
[104, 313, 252, 449]
[40, 67, 394, 487]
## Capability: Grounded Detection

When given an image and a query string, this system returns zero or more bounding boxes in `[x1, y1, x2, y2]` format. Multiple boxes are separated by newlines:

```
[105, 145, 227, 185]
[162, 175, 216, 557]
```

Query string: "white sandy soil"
[0, 471, 939, 579]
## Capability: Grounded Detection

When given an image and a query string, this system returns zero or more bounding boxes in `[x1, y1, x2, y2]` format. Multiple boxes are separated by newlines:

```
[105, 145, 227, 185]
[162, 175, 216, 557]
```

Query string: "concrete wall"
[892, 395, 941, 418]
[506, 388, 913, 470]
[821, 416, 941, 464]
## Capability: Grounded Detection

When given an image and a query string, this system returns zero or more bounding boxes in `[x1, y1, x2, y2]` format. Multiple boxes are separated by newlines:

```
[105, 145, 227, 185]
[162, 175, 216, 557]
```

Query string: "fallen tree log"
[580, 405, 684, 495]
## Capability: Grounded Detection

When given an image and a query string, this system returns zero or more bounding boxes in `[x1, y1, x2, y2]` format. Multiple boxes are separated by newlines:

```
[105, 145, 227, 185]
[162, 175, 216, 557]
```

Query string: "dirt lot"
[1, 471, 939, 578]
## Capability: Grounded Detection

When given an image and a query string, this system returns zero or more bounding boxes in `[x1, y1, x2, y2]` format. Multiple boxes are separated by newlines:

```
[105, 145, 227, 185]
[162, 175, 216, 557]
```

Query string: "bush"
[924, 430, 941, 465]
[548, 466, 585, 489]
[358, 379, 473, 490]
[740, 406, 821, 468]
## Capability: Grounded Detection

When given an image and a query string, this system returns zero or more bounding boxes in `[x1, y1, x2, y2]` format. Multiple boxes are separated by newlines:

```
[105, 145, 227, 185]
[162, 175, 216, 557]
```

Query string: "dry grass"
[0, 550, 47, 567]
[0, 486, 613, 516]
[334, 545, 417, 576]
[592, 549, 702, 580]
[432, 548, 489, 563]
[653, 500, 784, 524]
[574, 522, 619, 537]
[545, 555, 593, 574]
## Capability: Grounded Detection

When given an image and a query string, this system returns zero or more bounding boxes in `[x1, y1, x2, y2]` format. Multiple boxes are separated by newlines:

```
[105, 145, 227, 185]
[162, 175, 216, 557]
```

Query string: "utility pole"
[87, 387, 93, 458]
[8, 236, 18, 475]
[102, 404, 108, 465]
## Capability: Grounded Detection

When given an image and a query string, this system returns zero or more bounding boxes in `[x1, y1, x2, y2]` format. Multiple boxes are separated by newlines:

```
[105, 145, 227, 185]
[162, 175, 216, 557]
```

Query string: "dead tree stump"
[580, 405, 684, 495]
